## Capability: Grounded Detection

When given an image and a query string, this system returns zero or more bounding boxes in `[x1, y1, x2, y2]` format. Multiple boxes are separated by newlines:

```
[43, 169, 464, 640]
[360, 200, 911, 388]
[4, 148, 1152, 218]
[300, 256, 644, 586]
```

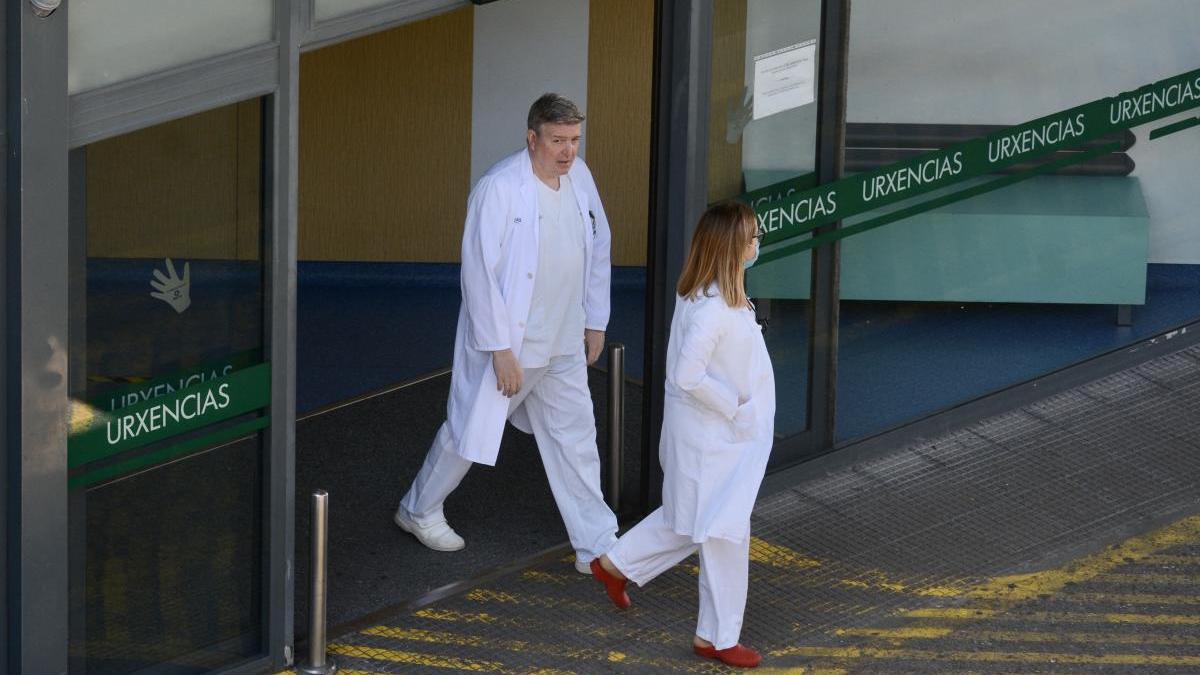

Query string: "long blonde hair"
[676, 200, 756, 308]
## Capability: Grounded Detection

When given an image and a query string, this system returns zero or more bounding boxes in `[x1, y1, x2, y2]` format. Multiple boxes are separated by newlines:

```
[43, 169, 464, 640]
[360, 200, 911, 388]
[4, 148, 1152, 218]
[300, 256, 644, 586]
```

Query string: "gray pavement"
[294, 369, 643, 634]
[297, 343, 1200, 674]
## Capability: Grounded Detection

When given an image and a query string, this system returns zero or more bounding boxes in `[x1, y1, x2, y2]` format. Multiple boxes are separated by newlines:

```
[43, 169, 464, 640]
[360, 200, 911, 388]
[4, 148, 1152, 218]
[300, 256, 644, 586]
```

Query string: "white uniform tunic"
[606, 285, 775, 649]
[521, 175, 586, 368]
[660, 288, 776, 543]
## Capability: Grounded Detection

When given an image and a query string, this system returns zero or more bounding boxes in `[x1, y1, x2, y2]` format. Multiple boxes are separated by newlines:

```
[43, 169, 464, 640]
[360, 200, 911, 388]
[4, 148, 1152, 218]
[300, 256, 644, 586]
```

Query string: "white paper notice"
[752, 40, 816, 121]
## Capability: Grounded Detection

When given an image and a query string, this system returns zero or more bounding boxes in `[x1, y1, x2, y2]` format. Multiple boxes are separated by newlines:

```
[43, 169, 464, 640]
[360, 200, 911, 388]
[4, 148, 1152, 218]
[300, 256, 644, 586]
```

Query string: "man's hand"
[492, 349, 523, 397]
[585, 329, 605, 366]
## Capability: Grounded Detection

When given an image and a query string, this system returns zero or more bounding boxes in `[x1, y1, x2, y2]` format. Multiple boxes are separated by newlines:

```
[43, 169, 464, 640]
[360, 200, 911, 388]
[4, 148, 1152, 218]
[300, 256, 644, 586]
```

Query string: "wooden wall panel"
[235, 100, 263, 261]
[87, 101, 259, 260]
[298, 7, 473, 262]
[585, 0, 655, 267]
[708, 0, 748, 203]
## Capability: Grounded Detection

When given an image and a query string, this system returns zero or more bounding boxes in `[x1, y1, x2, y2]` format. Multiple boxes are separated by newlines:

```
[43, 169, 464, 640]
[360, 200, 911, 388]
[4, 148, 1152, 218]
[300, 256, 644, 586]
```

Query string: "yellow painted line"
[827, 515, 1200, 642]
[328, 642, 516, 672]
[951, 629, 1200, 648]
[414, 608, 499, 624]
[753, 662, 849, 667]
[750, 537, 822, 571]
[1097, 572, 1200, 584]
[772, 645, 1200, 666]
[750, 537, 967, 597]
[364, 626, 613, 662]
[467, 577, 707, 608]
[834, 627, 956, 640]
[837, 626, 1200, 648]
[275, 670, 392, 675]
[903, 607, 998, 620]
[414, 606, 680, 645]
[961, 515, 1200, 605]
[464, 588, 595, 612]
[366, 625, 540, 648]
[362, 625, 707, 672]
[1139, 554, 1200, 567]
[903, 607, 1200, 625]
[521, 569, 574, 585]
[1061, 592, 1200, 605]
[831, 570, 966, 598]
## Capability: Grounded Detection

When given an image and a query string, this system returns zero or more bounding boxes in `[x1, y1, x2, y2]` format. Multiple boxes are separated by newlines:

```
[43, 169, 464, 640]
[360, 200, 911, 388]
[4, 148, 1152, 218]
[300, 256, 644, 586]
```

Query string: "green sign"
[69, 362, 271, 469]
[95, 349, 261, 412]
[748, 67, 1200, 250]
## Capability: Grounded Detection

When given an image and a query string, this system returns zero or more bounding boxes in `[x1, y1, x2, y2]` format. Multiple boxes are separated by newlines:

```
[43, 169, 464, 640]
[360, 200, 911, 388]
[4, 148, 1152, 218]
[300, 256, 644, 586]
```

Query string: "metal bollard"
[298, 490, 337, 675]
[606, 343, 625, 512]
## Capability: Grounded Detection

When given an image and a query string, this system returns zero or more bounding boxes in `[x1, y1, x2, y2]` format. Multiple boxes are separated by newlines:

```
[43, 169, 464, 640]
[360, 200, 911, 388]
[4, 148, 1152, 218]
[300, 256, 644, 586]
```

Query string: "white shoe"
[575, 558, 593, 575]
[394, 508, 465, 551]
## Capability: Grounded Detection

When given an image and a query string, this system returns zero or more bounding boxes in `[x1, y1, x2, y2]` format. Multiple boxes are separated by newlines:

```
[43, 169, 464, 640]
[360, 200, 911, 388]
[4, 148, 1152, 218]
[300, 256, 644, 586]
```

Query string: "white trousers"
[399, 349, 618, 563]
[607, 507, 750, 650]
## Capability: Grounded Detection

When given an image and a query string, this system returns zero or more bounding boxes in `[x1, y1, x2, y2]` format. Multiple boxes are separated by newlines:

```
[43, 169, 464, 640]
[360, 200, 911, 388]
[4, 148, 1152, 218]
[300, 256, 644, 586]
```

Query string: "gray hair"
[527, 93, 585, 134]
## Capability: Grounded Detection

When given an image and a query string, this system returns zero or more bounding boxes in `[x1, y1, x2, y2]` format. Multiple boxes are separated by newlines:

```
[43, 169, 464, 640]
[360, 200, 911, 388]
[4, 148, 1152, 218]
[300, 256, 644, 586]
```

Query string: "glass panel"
[709, 0, 823, 440]
[68, 0, 273, 94]
[838, 0, 1200, 441]
[67, 100, 267, 673]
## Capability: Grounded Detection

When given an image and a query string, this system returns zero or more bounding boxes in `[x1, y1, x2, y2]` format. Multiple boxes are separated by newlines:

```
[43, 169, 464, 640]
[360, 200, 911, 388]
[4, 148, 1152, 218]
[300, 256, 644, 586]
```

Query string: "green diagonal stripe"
[69, 362, 271, 468]
[70, 416, 270, 490]
[754, 142, 1121, 266]
[748, 67, 1200, 248]
[1149, 116, 1200, 140]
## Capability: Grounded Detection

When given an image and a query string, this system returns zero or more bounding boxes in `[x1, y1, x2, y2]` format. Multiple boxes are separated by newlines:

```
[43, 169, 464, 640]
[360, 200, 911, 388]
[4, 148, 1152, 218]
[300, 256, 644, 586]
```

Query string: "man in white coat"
[394, 93, 619, 573]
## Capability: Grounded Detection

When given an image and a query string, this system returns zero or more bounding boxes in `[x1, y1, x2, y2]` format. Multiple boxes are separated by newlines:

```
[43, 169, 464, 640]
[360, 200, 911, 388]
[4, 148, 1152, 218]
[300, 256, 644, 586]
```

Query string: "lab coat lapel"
[517, 150, 540, 247]
[568, 164, 594, 258]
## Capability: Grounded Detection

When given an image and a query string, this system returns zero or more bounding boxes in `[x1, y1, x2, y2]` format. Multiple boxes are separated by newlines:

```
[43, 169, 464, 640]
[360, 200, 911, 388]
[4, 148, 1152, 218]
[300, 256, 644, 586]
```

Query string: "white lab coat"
[444, 149, 611, 466]
[660, 288, 776, 543]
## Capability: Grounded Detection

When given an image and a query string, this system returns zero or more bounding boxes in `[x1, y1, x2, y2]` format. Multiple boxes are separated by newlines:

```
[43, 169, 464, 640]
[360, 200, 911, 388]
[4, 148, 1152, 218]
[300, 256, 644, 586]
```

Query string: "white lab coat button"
[527, 272, 534, 279]
[518, 321, 525, 327]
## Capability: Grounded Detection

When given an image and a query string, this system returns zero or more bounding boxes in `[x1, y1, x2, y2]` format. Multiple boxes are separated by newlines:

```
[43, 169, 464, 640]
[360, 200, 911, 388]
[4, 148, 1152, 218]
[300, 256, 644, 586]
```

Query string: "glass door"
[66, 99, 270, 673]
[706, 0, 833, 466]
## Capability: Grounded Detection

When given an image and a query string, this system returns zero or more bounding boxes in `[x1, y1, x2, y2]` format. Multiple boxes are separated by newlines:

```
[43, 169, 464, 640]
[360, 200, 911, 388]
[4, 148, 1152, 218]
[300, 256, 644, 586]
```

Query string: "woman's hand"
[733, 399, 757, 439]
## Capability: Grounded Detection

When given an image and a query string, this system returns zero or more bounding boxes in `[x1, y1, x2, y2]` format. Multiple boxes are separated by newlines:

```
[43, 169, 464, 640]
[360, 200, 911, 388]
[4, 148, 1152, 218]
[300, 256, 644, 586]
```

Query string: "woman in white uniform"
[590, 200, 775, 668]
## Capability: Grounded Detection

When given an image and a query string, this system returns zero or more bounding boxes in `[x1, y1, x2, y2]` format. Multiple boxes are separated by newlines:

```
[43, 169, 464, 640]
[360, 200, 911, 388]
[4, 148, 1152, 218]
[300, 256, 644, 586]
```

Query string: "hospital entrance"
[292, 1, 655, 632]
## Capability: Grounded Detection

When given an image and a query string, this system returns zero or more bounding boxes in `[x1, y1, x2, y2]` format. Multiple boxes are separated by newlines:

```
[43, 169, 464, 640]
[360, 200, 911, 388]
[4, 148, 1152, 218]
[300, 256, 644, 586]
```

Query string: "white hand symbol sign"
[150, 258, 191, 314]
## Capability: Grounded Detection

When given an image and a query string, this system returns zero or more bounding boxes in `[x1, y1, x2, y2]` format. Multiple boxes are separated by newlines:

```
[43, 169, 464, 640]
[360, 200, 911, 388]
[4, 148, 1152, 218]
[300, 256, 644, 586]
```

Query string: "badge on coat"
[588, 210, 597, 238]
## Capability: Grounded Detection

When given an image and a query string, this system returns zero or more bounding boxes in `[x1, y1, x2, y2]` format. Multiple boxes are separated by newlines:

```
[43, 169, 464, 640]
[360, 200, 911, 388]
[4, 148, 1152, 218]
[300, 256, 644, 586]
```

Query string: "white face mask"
[744, 238, 760, 270]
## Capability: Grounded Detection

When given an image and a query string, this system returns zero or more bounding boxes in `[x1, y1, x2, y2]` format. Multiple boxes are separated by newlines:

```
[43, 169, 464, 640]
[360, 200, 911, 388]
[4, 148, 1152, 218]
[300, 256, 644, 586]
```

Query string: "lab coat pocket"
[731, 399, 757, 442]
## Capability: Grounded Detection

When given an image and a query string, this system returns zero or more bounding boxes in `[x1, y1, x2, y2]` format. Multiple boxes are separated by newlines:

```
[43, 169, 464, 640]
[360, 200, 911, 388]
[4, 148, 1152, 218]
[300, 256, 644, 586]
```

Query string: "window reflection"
[68, 99, 267, 674]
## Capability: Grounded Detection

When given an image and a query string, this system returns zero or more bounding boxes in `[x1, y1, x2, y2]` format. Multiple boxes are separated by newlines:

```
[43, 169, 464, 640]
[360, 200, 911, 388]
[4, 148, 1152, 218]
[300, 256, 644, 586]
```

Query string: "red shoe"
[693, 643, 762, 668]
[590, 559, 631, 609]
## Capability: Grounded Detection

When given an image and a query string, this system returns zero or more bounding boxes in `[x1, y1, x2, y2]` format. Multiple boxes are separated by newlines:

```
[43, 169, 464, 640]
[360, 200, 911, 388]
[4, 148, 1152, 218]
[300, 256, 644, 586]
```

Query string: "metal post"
[606, 343, 625, 512]
[298, 491, 336, 675]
